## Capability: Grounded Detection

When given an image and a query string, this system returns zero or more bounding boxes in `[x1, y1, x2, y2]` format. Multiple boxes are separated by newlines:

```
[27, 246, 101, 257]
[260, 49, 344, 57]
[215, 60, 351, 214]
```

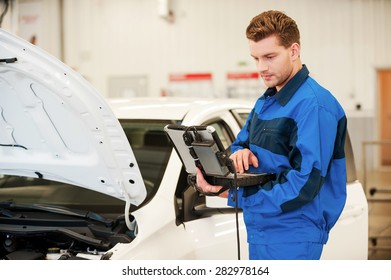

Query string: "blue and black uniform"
[228, 65, 347, 259]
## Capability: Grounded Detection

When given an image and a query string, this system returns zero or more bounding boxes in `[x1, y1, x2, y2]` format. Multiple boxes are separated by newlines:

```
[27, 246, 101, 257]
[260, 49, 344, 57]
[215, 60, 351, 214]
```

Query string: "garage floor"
[363, 170, 391, 260]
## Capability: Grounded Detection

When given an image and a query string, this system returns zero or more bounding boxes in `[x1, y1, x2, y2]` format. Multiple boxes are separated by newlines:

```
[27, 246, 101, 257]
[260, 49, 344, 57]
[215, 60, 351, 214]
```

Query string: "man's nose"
[256, 59, 268, 72]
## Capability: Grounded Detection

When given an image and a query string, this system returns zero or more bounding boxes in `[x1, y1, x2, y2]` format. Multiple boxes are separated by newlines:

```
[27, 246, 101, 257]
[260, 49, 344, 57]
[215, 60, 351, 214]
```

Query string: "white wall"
[59, 0, 391, 113]
[4, 0, 391, 113]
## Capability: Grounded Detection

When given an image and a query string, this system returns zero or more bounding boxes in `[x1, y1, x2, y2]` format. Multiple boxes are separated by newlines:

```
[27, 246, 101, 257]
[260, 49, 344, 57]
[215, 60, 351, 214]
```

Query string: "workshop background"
[1, 0, 391, 259]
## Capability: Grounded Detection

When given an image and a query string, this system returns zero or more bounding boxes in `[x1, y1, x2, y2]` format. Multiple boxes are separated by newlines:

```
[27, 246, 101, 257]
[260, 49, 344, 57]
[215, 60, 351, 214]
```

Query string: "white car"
[0, 29, 368, 260]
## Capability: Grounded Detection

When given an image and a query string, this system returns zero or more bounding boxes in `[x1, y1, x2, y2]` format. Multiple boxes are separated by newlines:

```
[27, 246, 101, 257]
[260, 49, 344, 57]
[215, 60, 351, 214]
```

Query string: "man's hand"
[229, 148, 259, 174]
[195, 168, 228, 197]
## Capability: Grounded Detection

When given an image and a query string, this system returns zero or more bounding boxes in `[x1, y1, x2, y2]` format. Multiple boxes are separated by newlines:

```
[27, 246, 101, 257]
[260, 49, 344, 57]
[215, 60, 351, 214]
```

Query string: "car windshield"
[0, 120, 174, 212]
[120, 120, 174, 199]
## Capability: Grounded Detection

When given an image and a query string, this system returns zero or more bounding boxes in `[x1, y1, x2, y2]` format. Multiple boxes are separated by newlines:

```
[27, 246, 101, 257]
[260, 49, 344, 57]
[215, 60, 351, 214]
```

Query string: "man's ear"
[291, 43, 301, 60]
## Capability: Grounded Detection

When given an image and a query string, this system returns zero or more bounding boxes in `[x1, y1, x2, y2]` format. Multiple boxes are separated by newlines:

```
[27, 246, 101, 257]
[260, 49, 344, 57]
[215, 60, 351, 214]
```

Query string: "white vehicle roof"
[108, 97, 255, 123]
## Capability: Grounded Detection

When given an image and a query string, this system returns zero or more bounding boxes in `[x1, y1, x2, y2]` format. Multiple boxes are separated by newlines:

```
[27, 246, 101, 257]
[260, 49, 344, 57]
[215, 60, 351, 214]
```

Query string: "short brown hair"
[246, 10, 300, 48]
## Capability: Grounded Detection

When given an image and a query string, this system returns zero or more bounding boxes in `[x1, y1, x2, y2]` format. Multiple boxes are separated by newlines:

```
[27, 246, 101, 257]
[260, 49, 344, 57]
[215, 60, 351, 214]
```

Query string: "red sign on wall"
[169, 73, 212, 82]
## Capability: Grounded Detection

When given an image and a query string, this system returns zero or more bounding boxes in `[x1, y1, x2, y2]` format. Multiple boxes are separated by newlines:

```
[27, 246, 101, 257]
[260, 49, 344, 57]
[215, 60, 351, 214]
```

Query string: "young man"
[195, 10, 347, 260]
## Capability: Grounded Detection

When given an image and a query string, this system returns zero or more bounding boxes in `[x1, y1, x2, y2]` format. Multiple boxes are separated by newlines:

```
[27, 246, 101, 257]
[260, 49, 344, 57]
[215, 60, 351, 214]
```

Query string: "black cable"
[0, 143, 27, 150]
[221, 155, 241, 260]
[222, 156, 241, 260]
[233, 171, 241, 260]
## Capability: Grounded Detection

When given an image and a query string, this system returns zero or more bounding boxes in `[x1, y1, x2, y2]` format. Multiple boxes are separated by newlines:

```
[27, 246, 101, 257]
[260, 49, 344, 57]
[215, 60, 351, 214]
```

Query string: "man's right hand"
[195, 167, 228, 197]
[229, 148, 259, 174]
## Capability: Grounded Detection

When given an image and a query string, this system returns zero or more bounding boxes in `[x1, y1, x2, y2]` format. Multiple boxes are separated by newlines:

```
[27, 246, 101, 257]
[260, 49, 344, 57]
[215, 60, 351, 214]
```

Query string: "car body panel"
[320, 181, 369, 259]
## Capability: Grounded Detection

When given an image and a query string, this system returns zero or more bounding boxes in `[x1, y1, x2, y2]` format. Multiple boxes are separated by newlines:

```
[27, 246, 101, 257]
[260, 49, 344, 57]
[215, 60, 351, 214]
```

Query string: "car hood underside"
[0, 29, 146, 206]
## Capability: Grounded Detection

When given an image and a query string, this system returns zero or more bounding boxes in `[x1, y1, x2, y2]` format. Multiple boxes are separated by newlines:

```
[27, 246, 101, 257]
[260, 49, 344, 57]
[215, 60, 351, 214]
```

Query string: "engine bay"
[0, 204, 137, 260]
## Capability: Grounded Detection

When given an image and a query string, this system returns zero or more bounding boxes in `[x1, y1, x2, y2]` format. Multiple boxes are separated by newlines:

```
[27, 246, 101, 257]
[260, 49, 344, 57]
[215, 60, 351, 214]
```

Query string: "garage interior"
[1, 0, 390, 260]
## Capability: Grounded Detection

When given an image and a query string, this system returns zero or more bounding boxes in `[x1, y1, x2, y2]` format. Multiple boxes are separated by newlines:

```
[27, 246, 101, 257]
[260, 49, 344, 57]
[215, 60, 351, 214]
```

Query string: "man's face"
[249, 35, 299, 91]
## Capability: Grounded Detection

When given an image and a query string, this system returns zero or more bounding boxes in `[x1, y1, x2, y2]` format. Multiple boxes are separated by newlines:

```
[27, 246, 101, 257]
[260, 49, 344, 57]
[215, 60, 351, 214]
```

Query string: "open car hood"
[0, 29, 146, 205]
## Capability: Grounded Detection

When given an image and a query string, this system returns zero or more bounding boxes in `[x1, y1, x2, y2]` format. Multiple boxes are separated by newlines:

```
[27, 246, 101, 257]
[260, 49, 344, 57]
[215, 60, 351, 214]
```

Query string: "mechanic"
[195, 10, 347, 260]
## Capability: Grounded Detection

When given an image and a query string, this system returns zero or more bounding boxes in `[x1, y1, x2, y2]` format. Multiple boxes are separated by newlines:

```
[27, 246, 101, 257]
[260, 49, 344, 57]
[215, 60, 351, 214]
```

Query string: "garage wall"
[61, 0, 391, 172]
[59, 0, 391, 111]
[4, 0, 391, 113]
[4, 0, 391, 116]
